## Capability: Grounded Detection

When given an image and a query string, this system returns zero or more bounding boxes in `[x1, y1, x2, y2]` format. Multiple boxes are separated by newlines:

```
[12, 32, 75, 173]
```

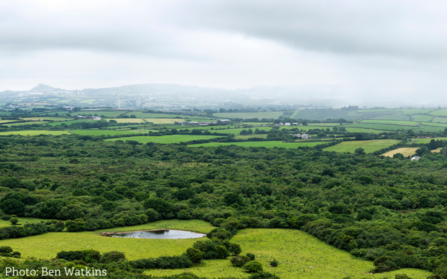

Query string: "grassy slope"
[0, 218, 48, 228]
[0, 220, 214, 260]
[382, 148, 418, 157]
[323, 140, 401, 153]
[360, 120, 418, 126]
[189, 141, 328, 148]
[213, 112, 284, 119]
[0, 131, 70, 136]
[430, 109, 447, 116]
[105, 135, 223, 144]
[144, 118, 185, 124]
[146, 229, 432, 279]
[411, 115, 433, 122]
[71, 129, 153, 136]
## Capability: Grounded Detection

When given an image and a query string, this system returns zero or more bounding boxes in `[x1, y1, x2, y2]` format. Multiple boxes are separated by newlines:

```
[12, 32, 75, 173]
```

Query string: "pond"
[105, 230, 206, 239]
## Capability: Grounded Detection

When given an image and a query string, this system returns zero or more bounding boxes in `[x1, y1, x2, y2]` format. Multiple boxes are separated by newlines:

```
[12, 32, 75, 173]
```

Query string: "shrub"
[230, 255, 251, 267]
[270, 259, 278, 267]
[186, 248, 203, 263]
[243, 261, 263, 273]
[9, 217, 18, 225]
[11, 251, 21, 258]
[246, 253, 255, 260]
[101, 251, 126, 263]
[248, 272, 281, 279]
[228, 243, 242, 256]
[0, 246, 13, 254]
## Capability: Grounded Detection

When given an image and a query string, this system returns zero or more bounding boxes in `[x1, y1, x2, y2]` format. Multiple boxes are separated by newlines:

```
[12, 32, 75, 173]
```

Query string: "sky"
[1, 0, 447, 103]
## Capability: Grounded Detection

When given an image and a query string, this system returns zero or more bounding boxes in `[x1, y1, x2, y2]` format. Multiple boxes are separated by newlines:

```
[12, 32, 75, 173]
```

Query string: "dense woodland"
[0, 134, 446, 278]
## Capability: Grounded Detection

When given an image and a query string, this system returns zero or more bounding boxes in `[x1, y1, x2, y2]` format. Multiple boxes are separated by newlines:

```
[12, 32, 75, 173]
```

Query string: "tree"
[223, 193, 243, 206]
[39, 199, 65, 218]
[243, 261, 263, 273]
[186, 248, 204, 263]
[415, 146, 429, 156]
[393, 153, 404, 160]
[0, 199, 25, 215]
[144, 198, 171, 215]
[9, 217, 18, 225]
[57, 204, 85, 220]
[355, 148, 365, 155]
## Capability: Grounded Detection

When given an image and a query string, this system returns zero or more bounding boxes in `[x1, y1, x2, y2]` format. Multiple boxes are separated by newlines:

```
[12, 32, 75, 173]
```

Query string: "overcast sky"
[1, 0, 447, 101]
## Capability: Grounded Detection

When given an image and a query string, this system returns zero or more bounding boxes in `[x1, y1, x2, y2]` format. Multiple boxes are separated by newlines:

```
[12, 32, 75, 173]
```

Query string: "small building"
[285, 123, 291, 126]
[411, 156, 421, 161]
[92, 116, 101, 120]
[292, 122, 298, 126]
[217, 119, 231, 124]
[301, 134, 310, 139]
[75, 115, 86, 119]
[183, 121, 199, 126]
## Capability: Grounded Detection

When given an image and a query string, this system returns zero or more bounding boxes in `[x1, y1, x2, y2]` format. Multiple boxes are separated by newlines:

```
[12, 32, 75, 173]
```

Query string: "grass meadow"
[432, 117, 447, 123]
[408, 137, 447, 144]
[0, 220, 214, 260]
[105, 135, 223, 144]
[430, 109, 447, 116]
[189, 141, 329, 148]
[146, 229, 432, 279]
[213, 112, 284, 119]
[0, 130, 70, 136]
[411, 115, 434, 122]
[77, 110, 126, 117]
[382, 148, 418, 157]
[402, 109, 434, 115]
[2, 122, 49, 127]
[71, 129, 153, 136]
[360, 120, 418, 126]
[20, 117, 68, 122]
[107, 118, 146, 123]
[347, 124, 417, 131]
[0, 217, 48, 228]
[123, 112, 185, 118]
[323, 140, 401, 153]
[144, 118, 184, 124]
[234, 134, 268, 140]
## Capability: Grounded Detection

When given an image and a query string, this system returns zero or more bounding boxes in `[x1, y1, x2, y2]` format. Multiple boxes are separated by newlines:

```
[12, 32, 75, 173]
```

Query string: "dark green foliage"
[57, 249, 101, 263]
[246, 253, 255, 261]
[129, 255, 193, 269]
[9, 217, 18, 225]
[247, 272, 280, 279]
[186, 248, 204, 263]
[269, 259, 278, 267]
[101, 251, 126, 263]
[243, 261, 263, 273]
[144, 198, 171, 215]
[230, 255, 251, 267]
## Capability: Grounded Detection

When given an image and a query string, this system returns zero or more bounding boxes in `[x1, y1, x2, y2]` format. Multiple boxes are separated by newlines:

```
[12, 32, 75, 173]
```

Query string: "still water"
[108, 230, 206, 239]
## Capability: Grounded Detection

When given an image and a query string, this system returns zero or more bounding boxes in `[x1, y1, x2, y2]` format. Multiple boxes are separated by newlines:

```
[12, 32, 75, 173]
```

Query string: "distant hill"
[29, 84, 62, 91]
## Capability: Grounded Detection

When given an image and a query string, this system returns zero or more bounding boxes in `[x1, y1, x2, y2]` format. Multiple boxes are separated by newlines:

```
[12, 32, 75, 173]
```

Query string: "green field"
[324, 139, 401, 153]
[430, 109, 447, 116]
[0, 130, 70, 136]
[71, 129, 153, 136]
[77, 110, 126, 117]
[2, 121, 49, 127]
[107, 118, 146, 123]
[21, 117, 68, 122]
[402, 109, 434, 115]
[347, 124, 417, 131]
[78, 98, 96, 103]
[146, 229, 432, 279]
[189, 141, 329, 148]
[360, 120, 418, 126]
[213, 112, 284, 119]
[421, 122, 447, 127]
[0, 220, 214, 260]
[407, 137, 447, 144]
[123, 112, 185, 118]
[105, 135, 223, 144]
[144, 118, 184, 124]
[411, 115, 433, 122]
[432, 117, 447, 123]
[372, 112, 410, 121]
[234, 134, 268, 140]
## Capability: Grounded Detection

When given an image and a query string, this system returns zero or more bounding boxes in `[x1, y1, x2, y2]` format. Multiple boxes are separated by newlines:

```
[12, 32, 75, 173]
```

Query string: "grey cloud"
[173, 0, 447, 59]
